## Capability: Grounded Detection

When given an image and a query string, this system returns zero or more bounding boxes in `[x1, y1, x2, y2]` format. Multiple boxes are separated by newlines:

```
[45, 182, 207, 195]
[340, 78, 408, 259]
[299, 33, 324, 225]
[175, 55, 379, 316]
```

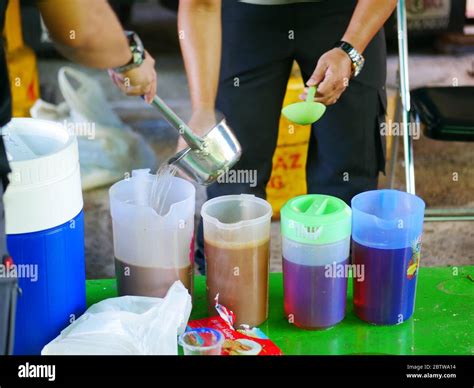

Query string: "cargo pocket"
[375, 87, 388, 174]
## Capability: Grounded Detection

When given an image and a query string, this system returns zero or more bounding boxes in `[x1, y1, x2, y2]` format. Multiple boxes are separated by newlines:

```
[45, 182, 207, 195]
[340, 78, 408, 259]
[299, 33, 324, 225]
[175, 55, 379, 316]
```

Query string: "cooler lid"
[2, 118, 78, 187]
[3, 118, 83, 234]
[280, 194, 351, 245]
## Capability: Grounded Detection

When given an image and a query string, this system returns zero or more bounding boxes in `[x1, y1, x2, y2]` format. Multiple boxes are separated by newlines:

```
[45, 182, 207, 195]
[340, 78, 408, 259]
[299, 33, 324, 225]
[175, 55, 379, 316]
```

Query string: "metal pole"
[397, 0, 416, 195]
[425, 207, 474, 222]
[388, 86, 401, 189]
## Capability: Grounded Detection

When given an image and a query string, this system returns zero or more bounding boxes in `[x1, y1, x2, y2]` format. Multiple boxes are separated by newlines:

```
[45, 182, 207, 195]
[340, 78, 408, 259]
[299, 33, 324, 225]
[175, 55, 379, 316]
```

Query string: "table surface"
[86, 266, 474, 355]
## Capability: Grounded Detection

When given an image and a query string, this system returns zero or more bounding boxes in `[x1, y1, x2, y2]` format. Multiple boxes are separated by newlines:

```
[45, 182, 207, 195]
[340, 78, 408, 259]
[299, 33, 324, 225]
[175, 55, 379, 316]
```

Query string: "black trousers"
[196, 0, 388, 273]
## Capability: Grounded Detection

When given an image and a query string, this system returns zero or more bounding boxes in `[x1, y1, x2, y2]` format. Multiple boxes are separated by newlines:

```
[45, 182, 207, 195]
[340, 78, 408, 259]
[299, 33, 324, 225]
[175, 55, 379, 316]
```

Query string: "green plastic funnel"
[281, 86, 326, 125]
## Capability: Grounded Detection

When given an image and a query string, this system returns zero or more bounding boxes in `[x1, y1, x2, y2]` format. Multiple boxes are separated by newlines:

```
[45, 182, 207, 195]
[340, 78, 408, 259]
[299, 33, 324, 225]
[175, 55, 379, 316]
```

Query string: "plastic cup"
[179, 328, 224, 355]
[201, 194, 272, 327]
[351, 189, 425, 325]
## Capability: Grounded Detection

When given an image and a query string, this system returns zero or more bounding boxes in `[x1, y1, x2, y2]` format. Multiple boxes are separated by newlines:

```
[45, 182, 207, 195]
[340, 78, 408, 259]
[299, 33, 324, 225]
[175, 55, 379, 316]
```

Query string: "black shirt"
[0, 0, 12, 182]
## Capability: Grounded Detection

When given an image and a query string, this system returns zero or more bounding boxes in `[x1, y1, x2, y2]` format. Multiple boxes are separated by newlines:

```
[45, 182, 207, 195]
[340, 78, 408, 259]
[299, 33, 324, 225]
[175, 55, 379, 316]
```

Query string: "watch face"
[132, 51, 144, 66]
[354, 57, 365, 77]
[129, 32, 145, 59]
[113, 31, 146, 73]
[336, 41, 364, 78]
[348, 48, 364, 77]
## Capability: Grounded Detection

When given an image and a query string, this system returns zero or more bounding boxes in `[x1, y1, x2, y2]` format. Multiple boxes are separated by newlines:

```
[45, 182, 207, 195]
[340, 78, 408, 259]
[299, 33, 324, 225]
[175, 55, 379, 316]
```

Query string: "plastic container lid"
[3, 118, 83, 234]
[351, 189, 425, 249]
[280, 194, 351, 245]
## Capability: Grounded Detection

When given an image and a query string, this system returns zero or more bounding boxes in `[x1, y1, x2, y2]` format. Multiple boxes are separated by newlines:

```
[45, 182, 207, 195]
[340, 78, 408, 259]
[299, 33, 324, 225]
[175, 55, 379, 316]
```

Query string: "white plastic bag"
[41, 281, 191, 355]
[30, 67, 157, 191]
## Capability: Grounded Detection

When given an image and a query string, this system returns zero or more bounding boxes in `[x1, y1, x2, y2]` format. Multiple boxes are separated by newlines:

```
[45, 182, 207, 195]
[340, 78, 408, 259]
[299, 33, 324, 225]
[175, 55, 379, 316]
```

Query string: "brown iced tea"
[205, 238, 270, 327]
[115, 258, 193, 298]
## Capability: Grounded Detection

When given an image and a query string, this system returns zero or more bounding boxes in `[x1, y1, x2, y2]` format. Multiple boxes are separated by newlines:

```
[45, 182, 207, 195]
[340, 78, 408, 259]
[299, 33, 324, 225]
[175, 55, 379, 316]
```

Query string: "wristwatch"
[113, 31, 145, 73]
[334, 41, 365, 78]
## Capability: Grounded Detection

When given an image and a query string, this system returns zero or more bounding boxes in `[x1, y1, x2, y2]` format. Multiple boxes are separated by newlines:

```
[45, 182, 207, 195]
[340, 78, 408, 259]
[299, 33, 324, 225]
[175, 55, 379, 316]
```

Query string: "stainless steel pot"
[150, 95, 241, 185]
[168, 119, 242, 185]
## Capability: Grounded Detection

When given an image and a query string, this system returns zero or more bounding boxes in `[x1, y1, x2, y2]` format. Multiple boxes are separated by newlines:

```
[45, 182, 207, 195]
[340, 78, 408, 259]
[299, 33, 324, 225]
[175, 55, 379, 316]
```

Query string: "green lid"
[280, 195, 352, 245]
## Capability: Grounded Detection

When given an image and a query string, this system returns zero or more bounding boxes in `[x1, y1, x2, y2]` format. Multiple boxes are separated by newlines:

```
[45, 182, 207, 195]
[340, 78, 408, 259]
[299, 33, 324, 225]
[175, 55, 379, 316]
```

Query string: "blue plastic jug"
[3, 118, 86, 354]
[351, 189, 425, 325]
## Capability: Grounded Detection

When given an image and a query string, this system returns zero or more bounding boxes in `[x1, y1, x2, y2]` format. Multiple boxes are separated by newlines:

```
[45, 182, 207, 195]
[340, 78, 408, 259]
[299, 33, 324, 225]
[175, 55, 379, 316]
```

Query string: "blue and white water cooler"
[3, 118, 86, 355]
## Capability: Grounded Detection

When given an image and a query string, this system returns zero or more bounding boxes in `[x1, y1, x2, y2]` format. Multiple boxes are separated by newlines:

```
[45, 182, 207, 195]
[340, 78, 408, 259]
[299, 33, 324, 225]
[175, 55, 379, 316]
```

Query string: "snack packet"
[186, 294, 282, 355]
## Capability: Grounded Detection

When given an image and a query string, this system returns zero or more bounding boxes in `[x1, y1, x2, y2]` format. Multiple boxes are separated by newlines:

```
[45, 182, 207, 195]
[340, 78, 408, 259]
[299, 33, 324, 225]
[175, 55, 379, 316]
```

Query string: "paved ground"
[35, 4, 474, 278]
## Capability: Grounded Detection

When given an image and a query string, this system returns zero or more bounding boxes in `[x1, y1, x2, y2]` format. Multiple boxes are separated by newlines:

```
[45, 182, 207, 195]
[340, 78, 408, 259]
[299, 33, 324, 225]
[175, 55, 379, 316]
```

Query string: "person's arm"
[177, 0, 221, 149]
[37, 0, 130, 68]
[341, 0, 398, 54]
[306, 0, 397, 105]
[178, 0, 221, 111]
[37, 0, 156, 101]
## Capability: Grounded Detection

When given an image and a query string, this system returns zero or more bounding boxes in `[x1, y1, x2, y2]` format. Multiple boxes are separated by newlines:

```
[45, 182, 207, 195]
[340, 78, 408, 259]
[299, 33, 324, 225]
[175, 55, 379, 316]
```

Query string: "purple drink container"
[351, 190, 425, 325]
[281, 195, 352, 330]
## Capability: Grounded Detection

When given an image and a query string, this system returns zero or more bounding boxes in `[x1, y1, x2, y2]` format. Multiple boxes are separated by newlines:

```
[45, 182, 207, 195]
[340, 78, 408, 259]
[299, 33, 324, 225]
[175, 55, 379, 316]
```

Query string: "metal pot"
[168, 119, 242, 186]
[149, 95, 241, 185]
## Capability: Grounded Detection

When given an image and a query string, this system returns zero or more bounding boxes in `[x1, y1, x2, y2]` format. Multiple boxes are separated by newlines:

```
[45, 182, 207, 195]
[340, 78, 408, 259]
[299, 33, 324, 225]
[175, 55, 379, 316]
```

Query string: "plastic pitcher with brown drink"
[201, 194, 272, 327]
[109, 169, 195, 298]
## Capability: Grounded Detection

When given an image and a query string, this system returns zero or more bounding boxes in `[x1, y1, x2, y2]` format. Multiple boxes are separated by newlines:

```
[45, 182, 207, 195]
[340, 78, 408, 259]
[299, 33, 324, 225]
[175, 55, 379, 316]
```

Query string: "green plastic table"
[86, 266, 474, 355]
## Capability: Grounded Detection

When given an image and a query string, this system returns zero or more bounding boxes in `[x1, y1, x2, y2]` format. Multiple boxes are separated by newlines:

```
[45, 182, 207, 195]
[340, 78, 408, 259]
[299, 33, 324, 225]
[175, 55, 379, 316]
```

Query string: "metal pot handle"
[150, 95, 205, 150]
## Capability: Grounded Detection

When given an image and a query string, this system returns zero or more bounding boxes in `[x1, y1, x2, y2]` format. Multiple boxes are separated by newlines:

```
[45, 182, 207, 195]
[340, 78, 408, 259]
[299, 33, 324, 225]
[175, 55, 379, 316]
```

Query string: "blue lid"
[351, 190, 425, 249]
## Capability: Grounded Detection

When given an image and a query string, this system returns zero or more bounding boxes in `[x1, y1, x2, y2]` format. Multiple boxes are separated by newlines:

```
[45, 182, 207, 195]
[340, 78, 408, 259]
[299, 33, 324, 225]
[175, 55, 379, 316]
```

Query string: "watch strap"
[334, 40, 365, 78]
[113, 31, 145, 73]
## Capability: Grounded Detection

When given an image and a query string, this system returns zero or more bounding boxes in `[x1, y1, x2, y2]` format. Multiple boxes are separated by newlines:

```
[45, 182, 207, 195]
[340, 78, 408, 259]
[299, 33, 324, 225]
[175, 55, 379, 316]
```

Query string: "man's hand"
[108, 50, 157, 103]
[302, 48, 352, 106]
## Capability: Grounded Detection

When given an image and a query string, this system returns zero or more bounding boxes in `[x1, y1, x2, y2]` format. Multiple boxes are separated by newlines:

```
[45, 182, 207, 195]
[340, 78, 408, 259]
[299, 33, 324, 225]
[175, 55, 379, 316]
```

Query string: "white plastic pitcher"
[109, 169, 195, 298]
